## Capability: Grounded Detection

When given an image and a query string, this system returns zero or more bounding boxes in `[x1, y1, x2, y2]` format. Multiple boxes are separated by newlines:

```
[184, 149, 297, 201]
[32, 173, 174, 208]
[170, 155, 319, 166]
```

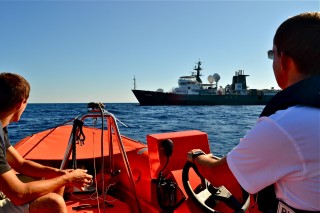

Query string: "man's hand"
[187, 149, 220, 164]
[187, 149, 206, 163]
[65, 169, 93, 191]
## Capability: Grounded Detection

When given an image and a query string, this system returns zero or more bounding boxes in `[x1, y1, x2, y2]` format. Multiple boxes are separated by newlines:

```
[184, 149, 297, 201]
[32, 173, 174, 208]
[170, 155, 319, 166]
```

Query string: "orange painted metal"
[14, 126, 253, 213]
[147, 130, 210, 179]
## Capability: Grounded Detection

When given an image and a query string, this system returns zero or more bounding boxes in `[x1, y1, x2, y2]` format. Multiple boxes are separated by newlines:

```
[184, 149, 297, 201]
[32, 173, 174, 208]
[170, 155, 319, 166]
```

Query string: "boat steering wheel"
[182, 161, 250, 212]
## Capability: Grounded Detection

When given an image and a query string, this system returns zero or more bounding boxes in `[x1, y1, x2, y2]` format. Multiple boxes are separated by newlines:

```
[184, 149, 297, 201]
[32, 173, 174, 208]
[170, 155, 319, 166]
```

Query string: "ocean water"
[8, 103, 264, 156]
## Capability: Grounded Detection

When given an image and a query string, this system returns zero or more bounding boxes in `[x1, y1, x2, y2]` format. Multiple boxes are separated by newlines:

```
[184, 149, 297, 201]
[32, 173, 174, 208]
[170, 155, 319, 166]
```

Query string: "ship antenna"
[194, 60, 202, 83]
[133, 75, 136, 90]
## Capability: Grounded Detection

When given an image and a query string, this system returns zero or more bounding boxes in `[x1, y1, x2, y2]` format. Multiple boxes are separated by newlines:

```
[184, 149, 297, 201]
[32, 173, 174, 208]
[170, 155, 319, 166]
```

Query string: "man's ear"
[15, 100, 24, 110]
[280, 52, 294, 73]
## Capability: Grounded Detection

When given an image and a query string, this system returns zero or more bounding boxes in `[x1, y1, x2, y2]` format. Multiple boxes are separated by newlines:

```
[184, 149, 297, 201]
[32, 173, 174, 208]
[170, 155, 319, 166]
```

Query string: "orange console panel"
[147, 130, 211, 180]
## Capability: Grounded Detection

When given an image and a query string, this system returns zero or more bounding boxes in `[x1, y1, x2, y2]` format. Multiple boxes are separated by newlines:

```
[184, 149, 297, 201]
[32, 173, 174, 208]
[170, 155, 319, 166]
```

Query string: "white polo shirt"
[227, 105, 320, 210]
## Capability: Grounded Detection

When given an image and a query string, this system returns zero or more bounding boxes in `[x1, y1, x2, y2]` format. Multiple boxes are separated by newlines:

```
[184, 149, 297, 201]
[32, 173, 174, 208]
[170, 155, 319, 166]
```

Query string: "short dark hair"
[0, 73, 30, 112]
[274, 12, 320, 75]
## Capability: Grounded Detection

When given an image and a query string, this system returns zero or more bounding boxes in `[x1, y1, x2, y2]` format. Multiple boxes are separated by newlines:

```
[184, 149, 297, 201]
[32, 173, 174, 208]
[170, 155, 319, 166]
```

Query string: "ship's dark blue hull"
[132, 89, 273, 105]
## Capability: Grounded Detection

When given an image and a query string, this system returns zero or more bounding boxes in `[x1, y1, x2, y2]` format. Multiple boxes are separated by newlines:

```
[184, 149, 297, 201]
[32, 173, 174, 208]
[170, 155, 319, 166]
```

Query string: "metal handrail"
[59, 108, 142, 213]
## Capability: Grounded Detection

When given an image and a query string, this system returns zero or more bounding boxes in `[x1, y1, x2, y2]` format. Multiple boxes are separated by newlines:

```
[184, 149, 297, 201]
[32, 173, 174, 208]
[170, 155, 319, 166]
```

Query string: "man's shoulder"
[271, 105, 320, 120]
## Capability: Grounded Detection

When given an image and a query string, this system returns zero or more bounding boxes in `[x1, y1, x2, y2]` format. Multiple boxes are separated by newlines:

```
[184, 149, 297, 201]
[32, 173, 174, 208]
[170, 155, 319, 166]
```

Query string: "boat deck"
[65, 193, 130, 213]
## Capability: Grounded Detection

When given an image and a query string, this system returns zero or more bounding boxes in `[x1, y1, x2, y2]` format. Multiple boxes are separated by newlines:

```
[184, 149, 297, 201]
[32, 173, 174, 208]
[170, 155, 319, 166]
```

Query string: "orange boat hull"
[15, 125, 257, 213]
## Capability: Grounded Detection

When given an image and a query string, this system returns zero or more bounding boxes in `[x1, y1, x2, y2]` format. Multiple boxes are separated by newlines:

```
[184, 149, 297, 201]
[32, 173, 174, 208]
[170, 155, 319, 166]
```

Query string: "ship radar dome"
[213, 73, 220, 82]
[207, 75, 214, 84]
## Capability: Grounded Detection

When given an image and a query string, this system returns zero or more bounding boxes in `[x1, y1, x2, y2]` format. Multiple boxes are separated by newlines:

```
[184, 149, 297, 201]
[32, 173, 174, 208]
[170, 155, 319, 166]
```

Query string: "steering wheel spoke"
[182, 161, 250, 213]
[196, 187, 212, 203]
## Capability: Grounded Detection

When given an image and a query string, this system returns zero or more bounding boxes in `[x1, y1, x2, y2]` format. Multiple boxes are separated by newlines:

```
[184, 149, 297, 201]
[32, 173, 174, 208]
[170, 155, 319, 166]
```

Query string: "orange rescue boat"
[14, 102, 254, 213]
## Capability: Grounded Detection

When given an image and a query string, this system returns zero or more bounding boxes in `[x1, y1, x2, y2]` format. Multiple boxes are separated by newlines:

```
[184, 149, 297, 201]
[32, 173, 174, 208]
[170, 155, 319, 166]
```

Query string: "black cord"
[158, 156, 170, 179]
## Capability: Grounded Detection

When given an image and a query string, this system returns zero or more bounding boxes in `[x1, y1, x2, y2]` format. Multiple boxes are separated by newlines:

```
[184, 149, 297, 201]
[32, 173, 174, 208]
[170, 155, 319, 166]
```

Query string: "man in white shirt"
[188, 12, 320, 212]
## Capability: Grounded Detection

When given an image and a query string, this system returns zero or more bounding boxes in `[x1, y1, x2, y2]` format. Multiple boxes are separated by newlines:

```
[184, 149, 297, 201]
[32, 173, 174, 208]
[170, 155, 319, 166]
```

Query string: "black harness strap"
[257, 75, 320, 213]
[0, 122, 6, 158]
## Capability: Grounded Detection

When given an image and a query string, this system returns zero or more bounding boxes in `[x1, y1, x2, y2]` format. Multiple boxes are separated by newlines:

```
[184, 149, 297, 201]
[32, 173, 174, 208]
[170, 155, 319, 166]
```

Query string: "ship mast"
[133, 75, 136, 90]
[194, 61, 202, 83]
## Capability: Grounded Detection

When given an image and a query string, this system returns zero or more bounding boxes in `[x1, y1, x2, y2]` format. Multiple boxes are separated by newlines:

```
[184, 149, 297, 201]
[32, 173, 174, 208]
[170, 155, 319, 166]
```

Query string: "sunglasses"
[267, 50, 274, 60]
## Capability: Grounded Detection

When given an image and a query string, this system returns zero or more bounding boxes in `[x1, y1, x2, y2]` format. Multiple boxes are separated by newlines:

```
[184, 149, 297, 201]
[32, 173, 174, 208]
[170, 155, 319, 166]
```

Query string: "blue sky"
[0, 0, 319, 103]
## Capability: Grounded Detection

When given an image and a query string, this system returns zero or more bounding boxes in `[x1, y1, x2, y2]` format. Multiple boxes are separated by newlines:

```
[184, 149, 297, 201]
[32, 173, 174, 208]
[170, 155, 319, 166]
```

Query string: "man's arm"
[6, 146, 66, 178]
[0, 168, 91, 206]
[187, 149, 243, 198]
[0, 146, 92, 206]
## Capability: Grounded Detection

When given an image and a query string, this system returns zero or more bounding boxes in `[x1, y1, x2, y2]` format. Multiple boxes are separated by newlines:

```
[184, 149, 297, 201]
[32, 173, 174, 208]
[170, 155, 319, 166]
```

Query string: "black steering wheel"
[182, 161, 250, 213]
